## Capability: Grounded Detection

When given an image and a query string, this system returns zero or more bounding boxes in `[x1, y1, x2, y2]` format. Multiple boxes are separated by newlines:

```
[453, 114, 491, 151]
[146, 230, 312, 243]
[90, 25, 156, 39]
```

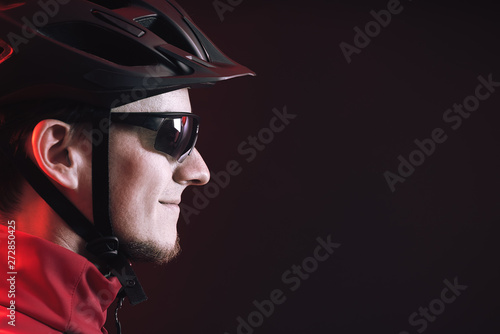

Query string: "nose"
[173, 148, 210, 186]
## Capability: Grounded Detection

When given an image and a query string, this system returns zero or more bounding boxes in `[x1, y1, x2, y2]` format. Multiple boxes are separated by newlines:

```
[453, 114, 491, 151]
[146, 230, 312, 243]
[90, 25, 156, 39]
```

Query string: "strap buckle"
[86, 236, 119, 259]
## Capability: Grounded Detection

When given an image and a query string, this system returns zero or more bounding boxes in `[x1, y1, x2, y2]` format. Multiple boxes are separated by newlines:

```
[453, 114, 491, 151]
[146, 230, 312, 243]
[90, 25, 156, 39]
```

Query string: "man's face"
[108, 88, 209, 264]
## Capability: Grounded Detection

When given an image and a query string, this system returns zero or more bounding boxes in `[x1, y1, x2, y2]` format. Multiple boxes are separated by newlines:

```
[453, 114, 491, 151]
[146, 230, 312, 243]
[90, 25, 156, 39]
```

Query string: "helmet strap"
[91, 111, 113, 237]
[88, 111, 147, 305]
[0, 115, 148, 305]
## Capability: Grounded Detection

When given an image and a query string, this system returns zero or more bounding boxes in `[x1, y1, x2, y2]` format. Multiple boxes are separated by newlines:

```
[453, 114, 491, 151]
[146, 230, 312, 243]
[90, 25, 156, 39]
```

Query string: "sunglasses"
[110, 112, 200, 163]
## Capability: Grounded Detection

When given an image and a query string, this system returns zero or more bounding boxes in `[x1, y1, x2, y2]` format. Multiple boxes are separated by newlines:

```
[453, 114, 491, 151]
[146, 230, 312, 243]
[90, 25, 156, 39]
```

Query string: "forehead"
[111, 88, 191, 113]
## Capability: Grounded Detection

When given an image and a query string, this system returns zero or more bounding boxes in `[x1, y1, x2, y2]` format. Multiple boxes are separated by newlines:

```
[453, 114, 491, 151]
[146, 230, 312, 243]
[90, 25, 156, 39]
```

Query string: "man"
[0, 0, 253, 332]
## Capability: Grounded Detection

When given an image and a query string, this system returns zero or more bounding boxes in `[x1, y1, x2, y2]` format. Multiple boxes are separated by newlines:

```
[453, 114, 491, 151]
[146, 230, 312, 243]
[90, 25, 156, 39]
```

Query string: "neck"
[11, 182, 89, 256]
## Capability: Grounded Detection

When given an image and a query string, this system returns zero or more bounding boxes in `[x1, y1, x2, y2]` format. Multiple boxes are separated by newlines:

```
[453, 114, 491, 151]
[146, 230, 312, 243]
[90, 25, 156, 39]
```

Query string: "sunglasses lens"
[154, 116, 199, 162]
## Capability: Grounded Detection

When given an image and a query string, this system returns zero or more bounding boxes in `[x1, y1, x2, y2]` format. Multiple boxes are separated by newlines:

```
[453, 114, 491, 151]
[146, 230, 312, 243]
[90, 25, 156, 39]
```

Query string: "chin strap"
[115, 290, 126, 334]
[0, 139, 101, 241]
[0, 113, 148, 308]
[88, 111, 147, 305]
[91, 111, 114, 237]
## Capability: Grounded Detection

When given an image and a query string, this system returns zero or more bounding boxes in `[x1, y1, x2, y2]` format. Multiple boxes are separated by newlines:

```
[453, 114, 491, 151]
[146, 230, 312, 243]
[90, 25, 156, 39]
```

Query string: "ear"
[31, 119, 88, 190]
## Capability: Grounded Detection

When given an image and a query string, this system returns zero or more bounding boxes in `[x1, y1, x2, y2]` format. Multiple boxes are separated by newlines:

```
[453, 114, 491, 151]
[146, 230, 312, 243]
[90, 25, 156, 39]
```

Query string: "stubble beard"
[121, 235, 181, 265]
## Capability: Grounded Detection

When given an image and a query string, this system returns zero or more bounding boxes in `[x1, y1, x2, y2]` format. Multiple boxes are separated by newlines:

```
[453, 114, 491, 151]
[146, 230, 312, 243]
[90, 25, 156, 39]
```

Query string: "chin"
[121, 236, 181, 264]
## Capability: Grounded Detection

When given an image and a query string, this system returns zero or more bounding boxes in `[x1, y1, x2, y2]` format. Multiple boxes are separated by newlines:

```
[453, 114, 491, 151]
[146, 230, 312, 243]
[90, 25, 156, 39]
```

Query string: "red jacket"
[0, 223, 122, 333]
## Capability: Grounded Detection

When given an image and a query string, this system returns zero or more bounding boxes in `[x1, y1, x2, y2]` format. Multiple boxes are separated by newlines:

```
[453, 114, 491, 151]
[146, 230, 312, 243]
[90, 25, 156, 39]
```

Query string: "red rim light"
[0, 39, 13, 65]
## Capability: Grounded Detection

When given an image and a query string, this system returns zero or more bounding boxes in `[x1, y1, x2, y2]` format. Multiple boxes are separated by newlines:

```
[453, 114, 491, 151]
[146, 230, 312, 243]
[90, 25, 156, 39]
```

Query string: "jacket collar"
[0, 224, 122, 333]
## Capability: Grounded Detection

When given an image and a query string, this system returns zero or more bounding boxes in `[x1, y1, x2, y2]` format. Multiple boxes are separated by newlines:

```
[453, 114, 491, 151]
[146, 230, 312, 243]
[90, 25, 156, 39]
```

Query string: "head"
[0, 2, 253, 298]
[108, 88, 210, 263]
[0, 89, 209, 264]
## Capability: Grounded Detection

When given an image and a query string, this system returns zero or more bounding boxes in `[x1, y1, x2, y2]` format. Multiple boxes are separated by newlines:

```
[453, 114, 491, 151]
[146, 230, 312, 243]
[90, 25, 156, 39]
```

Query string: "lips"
[159, 200, 180, 205]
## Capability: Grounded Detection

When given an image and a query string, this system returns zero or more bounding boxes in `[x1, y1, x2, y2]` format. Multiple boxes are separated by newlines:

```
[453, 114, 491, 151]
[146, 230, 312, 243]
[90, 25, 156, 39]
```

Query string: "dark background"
[112, 1, 500, 333]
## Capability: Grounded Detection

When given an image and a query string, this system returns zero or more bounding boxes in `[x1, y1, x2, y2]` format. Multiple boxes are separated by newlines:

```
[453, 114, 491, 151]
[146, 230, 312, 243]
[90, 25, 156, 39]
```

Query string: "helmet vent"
[85, 0, 130, 10]
[135, 15, 199, 58]
[39, 22, 159, 66]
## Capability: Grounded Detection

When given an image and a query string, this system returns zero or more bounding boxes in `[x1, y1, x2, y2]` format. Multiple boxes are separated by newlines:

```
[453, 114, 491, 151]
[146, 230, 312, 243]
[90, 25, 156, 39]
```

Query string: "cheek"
[112, 155, 167, 204]
[108, 129, 175, 237]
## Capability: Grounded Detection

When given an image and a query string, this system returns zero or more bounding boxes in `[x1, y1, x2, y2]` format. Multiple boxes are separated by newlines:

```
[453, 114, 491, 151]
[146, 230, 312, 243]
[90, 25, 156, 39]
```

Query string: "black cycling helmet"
[0, 0, 254, 107]
[0, 0, 254, 319]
